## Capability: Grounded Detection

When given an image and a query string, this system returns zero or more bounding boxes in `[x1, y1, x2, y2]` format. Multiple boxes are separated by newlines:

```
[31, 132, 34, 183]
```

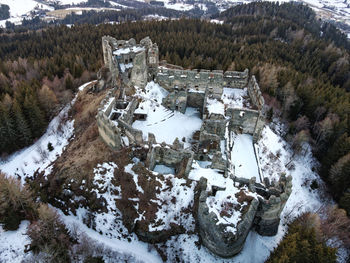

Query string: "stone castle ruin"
[95, 36, 292, 257]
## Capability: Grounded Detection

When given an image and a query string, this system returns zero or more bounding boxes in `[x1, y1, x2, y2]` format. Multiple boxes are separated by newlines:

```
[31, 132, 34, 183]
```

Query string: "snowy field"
[0, 0, 52, 17]
[0, 0, 53, 27]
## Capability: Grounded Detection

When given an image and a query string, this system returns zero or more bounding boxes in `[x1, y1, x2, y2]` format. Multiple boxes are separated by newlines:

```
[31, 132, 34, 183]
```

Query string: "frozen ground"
[133, 82, 202, 147]
[149, 170, 196, 232]
[59, 207, 162, 263]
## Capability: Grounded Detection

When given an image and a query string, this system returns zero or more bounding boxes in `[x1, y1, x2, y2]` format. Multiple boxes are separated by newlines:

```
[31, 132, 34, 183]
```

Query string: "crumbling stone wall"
[130, 50, 148, 88]
[201, 119, 227, 139]
[102, 36, 159, 89]
[187, 90, 205, 112]
[197, 178, 259, 257]
[96, 90, 122, 149]
[162, 90, 187, 113]
[248, 76, 264, 110]
[102, 36, 119, 87]
[226, 108, 264, 142]
[197, 174, 292, 257]
[156, 68, 248, 97]
[255, 175, 293, 236]
[146, 144, 194, 177]
[119, 98, 139, 124]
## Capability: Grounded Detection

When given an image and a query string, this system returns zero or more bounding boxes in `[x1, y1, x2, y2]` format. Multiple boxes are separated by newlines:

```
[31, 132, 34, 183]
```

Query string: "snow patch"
[0, 221, 31, 263]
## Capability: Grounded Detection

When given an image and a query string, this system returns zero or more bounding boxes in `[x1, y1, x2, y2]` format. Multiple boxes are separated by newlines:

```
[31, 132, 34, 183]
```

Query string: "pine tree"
[23, 92, 47, 139]
[12, 99, 32, 147]
[0, 96, 17, 153]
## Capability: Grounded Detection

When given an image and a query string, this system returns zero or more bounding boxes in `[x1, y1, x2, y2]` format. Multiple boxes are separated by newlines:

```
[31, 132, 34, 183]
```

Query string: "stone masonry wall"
[197, 178, 259, 257]
[131, 51, 148, 88]
[156, 68, 249, 93]
[147, 145, 194, 177]
[96, 90, 122, 149]
[248, 76, 264, 110]
[102, 36, 119, 87]
[226, 108, 264, 142]
[255, 175, 293, 236]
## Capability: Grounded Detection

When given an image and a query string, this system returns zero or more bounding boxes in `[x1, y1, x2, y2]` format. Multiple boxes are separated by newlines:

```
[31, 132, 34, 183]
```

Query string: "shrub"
[26, 204, 76, 263]
[0, 173, 36, 230]
[310, 179, 319, 190]
[47, 142, 54, 152]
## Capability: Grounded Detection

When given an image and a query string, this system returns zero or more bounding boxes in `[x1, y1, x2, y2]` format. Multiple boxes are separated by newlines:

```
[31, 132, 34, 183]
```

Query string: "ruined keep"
[95, 36, 292, 258]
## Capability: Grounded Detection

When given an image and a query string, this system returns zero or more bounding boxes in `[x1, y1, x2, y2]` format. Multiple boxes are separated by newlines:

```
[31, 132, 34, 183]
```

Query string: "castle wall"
[131, 50, 148, 88]
[96, 92, 122, 149]
[197, 178, 259, 257]
[117, 119, 144, 145]
[155, 68, 249, 96]
[119, 98, 139, 125]
[187, 90, 205, 111]
[202, 119, 227, 139]
[102, 36, 119, 87]
[248, 76, 264, 110]
[226, 108, 264, 142]
[255, 175, 293, 236]
[147, 145, 194, 177]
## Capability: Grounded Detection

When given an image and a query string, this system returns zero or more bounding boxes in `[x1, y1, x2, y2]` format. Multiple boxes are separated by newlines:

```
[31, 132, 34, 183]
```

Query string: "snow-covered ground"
[59, 207, 163, 263]
[0, 80, 342, 262]
[0, 0, 54, 27]
[0, 221, 31, 263]
[149, 170, 196, 232]
[206, 98, 225, 116]
[189, 161, 228, 188]
[231, 134, 260, 182]
[133, 82, 202, 147]
[222, 87, 250, 108]
[0, 0, 52, 17]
